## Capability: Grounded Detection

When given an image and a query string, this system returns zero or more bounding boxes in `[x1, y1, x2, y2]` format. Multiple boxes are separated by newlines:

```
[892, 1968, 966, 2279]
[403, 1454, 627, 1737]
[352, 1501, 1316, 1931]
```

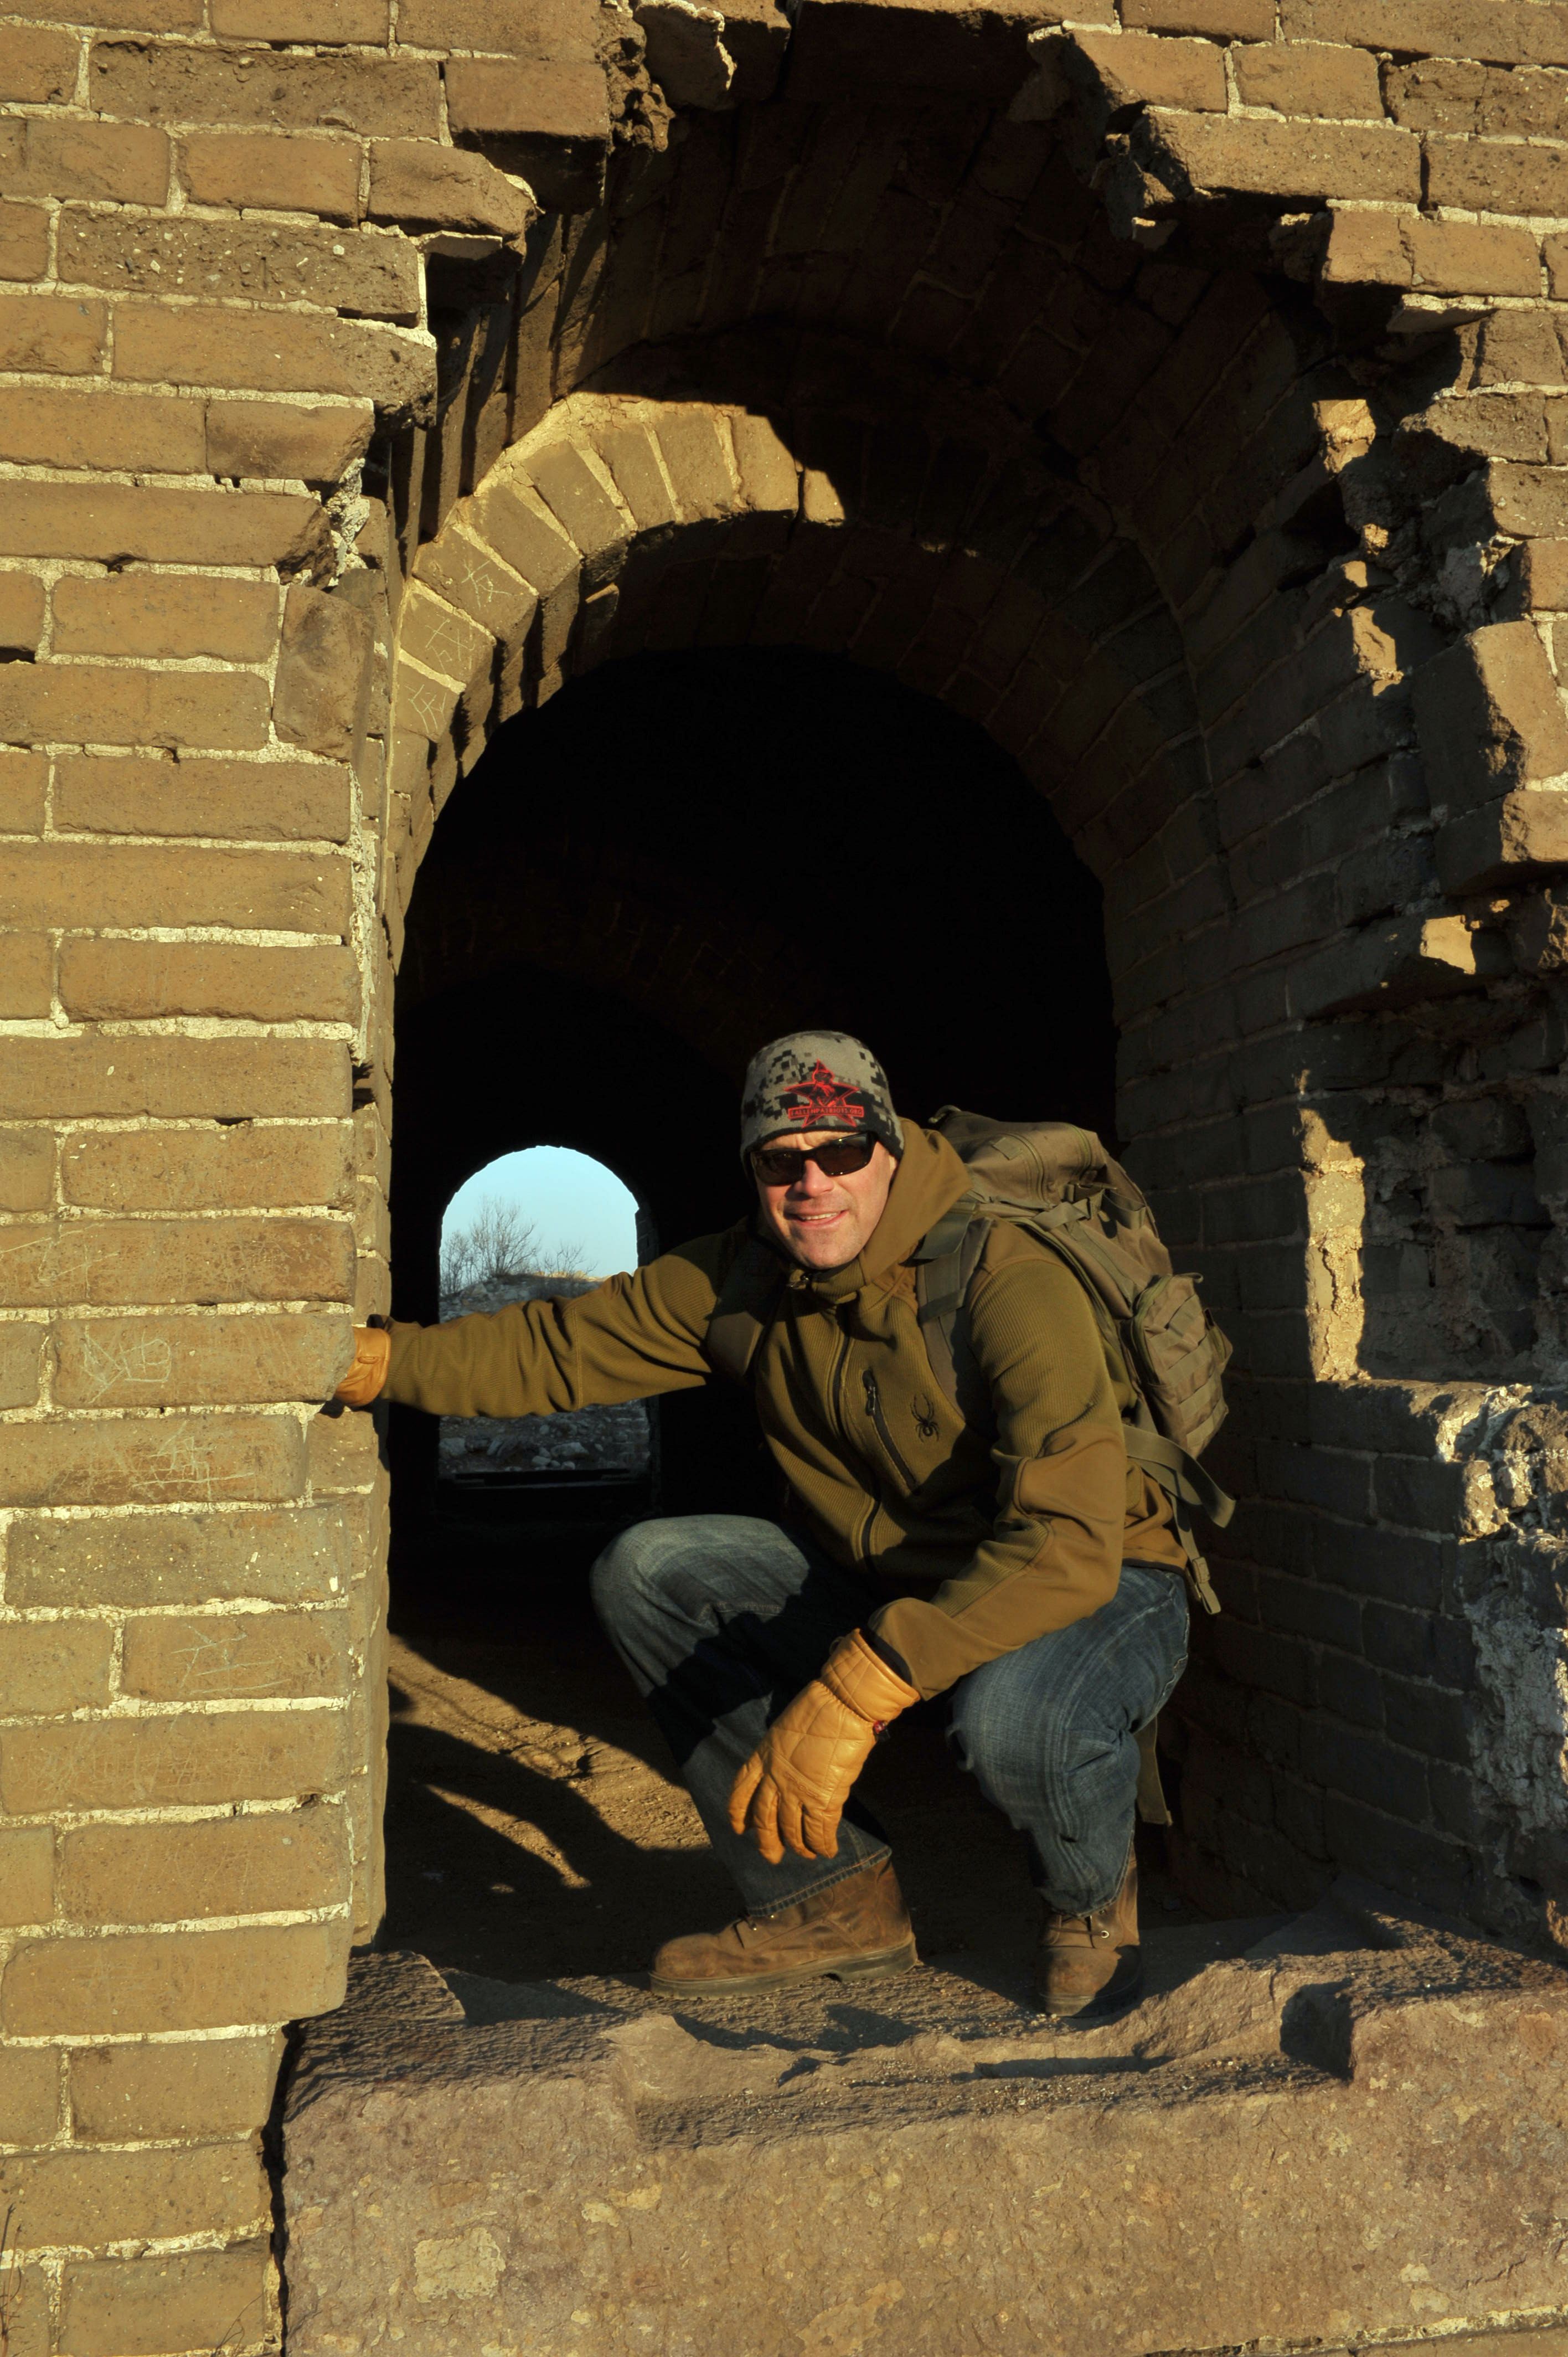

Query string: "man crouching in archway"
[336, 1033, 1193, 2025]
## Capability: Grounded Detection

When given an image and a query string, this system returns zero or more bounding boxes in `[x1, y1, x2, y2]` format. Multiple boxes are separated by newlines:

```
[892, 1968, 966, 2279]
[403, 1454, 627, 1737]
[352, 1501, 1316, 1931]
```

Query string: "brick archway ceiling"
[388, 316, 1324, 1047]
[384, 74, 1540, 1073]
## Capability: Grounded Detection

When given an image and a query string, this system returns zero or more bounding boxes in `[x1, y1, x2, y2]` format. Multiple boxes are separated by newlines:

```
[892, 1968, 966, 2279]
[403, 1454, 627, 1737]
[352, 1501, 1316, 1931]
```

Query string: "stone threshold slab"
[280, 1880, 1568, 2357]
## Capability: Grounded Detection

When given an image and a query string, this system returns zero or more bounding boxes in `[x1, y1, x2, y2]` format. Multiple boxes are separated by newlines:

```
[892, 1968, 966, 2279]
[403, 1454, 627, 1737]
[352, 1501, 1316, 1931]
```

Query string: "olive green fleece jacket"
[384, 1123, 1184, 1696]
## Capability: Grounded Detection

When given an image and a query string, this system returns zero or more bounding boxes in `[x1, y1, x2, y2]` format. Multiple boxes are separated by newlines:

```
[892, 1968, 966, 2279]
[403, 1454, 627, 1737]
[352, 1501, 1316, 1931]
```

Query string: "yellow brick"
[0, 929, 50, 1018]
[59, 2247, 274, 2357]
[0, 24, 78, 104]
[0, 1038, 349, 1120]
[0, 479, 326, 567]
[0, 1318, 45, 1408]
[2, 1922, 347, 2035]
[51, 574, 280, 662]
[0, 2047, 58, 2144]
[58, 938, 358, 1022]
[0, 1619, 114, 1717]
[61, 1807, 348, 1922]
[0, 747, 47, 832]
[0, 386, 207, 472]
[0, 1409, 307, 1509]
[0, 840, 349, 931]
[70, 2033, 282, 2139]
[0, 1214, 353, 1308]
[0, 202, 50, 283]
[52, 1307, 352, 1403]
[122, 1607, 350, 1701]
[0, 1824, 54, 1927]
[55, 751, 352, 842]
[114, 302, 434, 412]
[206, 397, 373, 485]
[1233, 37, 1384, 116]
[0, 1126, 54, 1212]
[0, 660, 271, 753]
[2, 1703, 345, 1816]
[0, 116, 169, 206]
[180, 129, 363, 219]
[8, 1500, 350, 1607]
[0, 2140, 269, 2247]
[60, 1124, 352, 1212]
[0, 570, 45, 654]
[0, 291, 106, 373]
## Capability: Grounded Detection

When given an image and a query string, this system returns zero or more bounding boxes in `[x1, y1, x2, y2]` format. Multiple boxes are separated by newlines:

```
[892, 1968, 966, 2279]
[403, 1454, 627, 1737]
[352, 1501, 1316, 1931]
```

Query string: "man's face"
[751, 1129, 898, 1272]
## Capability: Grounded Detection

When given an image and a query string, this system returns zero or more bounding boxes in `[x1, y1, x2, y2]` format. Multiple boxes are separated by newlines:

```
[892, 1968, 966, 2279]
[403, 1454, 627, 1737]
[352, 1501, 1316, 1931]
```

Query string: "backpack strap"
[1123, 1428, 1233, 1618]
[912, 1201, 989, 1412]
[705, 1236, 789, 1387]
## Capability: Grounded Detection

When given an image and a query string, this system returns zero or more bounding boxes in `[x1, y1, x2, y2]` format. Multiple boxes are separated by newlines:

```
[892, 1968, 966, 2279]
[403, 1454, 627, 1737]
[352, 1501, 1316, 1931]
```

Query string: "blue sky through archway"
[441, 1146, 639, 1279]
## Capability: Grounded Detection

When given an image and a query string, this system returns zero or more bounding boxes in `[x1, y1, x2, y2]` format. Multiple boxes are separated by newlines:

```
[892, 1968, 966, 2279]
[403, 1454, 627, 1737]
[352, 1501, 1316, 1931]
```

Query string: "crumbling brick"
[274, 583, 376, 756]
[368, 139, 535, 236]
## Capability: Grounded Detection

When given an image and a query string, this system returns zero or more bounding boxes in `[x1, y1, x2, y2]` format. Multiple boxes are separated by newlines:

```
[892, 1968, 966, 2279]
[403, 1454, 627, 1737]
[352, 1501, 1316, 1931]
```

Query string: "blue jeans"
[591, 1515, 1189, 1921]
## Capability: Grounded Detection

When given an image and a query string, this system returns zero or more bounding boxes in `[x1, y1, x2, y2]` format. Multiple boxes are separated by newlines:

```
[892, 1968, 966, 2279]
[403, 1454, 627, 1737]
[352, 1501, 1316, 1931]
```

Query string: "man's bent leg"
[948, 1566, 1190, 1915]
[591, 1515, 892, 1917]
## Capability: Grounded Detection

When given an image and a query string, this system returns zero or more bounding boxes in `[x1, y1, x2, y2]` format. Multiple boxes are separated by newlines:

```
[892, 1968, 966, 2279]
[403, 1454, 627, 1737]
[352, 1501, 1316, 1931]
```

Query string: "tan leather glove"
[728, 1629, 920, 1865]
[335, 1326, 391, 1407]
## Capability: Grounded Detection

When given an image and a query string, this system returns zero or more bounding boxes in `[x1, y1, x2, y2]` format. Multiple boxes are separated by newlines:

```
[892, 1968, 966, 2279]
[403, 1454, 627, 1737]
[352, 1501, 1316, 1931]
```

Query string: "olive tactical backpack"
[707, 1107, 1235, 1615]
[910, 1108, 1234, 1616]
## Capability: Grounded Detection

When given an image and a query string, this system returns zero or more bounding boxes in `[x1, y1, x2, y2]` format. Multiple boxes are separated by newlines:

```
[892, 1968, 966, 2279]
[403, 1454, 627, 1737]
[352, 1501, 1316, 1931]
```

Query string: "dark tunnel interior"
[388, 644, 1118, 1598]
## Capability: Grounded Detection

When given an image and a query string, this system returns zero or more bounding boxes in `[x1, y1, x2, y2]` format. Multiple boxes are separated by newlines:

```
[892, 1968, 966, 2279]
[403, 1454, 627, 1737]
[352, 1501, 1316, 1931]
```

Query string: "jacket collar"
[807, 1122, 971, 1303]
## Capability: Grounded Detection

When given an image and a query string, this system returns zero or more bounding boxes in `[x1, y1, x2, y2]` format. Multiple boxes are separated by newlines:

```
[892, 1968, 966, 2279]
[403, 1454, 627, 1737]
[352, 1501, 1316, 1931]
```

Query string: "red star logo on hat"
[780, 1062, 866, 1128]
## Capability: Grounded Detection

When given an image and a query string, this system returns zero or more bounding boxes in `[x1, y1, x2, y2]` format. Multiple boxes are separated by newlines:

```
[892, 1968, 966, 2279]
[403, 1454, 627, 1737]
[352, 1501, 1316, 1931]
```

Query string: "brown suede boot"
[1034, 1850, 1142, 2025]
[649, 1858, 917, 1998]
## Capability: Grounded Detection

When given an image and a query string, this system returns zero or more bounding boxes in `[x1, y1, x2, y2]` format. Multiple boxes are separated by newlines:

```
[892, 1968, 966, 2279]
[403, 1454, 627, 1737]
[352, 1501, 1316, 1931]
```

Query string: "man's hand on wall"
[728, 1631, 920, 1862]
[336, 1326, 391, 1407]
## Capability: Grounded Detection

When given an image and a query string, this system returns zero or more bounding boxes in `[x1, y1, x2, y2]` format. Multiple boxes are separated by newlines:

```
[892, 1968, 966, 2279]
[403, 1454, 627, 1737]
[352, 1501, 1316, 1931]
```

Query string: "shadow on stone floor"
[383, 1530, 1207, 1985]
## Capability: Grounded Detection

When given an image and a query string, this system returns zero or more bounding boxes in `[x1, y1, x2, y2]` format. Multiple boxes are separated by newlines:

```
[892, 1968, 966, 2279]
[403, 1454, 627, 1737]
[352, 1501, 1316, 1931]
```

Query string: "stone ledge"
[282, 1881, 1568, 2356]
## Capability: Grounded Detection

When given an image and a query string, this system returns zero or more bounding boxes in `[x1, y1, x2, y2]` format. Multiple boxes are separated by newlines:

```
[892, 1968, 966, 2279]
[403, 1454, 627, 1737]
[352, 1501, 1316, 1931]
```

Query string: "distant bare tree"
[440, 1201, 595, 1296]
[440, 1198, 540, 1296]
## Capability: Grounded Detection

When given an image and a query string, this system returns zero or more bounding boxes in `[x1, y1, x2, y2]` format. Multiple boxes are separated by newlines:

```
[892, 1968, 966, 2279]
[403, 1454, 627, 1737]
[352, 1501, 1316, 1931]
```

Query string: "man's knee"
[590, 1518, 678, 1638]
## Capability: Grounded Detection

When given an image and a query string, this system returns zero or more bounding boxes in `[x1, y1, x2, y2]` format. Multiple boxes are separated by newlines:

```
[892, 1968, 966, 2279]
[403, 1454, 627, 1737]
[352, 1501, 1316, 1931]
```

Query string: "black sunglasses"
[751, 1135, 878, 1185]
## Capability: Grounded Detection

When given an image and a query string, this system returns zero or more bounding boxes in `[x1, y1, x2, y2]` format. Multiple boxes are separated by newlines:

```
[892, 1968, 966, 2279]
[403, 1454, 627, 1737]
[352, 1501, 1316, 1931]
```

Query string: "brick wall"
[4, 0, 1568, 2339]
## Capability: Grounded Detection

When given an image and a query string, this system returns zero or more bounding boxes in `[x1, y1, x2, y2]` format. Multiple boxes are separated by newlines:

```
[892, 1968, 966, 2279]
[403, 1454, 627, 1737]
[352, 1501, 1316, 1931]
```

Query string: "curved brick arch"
[385, 380, 1208, 1020]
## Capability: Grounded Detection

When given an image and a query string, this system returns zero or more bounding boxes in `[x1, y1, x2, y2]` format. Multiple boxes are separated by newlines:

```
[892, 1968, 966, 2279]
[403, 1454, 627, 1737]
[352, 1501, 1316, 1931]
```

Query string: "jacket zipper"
[863, 1368, 917, 1489]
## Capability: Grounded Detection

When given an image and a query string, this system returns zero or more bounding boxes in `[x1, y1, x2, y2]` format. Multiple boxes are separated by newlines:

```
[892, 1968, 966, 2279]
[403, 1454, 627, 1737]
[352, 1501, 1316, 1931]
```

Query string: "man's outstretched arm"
[333, 1234, 734, 1416]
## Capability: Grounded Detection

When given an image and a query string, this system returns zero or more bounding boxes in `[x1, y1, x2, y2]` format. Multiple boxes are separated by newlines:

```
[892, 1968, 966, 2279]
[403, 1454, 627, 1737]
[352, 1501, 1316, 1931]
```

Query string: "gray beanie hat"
[740, 1031, 904, 1162]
